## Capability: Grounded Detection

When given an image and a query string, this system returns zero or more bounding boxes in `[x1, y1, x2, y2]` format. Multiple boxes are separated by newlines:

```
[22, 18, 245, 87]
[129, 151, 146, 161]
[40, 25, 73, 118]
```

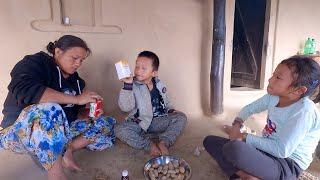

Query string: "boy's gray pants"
[115, 112, 187, 151]
[203, 135, 302, 180]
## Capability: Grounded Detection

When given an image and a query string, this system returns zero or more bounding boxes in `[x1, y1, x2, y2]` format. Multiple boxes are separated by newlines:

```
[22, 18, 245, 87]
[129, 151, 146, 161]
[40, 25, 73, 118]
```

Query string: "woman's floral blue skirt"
[0, 103, 116, 171]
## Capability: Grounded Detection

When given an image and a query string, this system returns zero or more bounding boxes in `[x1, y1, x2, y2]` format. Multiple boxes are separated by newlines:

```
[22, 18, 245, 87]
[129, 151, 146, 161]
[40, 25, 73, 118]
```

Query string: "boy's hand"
[120, 74, 134, 84]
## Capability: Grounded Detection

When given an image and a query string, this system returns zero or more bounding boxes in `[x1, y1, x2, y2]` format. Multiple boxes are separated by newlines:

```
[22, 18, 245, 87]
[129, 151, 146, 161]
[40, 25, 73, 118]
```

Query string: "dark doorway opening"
[231, 0, 268, 89]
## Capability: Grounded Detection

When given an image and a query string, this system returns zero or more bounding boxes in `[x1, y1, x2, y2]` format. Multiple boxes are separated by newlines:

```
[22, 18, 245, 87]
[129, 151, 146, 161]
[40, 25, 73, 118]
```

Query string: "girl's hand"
[223, 125, 244, 141]
[223, 117, 243, 135]
[120, 74, 134, 84]
[232, 119, 243, 128]
[222, 125, 233, 135]
[76, 91, 103, 105]
[168, 109, 177, 114]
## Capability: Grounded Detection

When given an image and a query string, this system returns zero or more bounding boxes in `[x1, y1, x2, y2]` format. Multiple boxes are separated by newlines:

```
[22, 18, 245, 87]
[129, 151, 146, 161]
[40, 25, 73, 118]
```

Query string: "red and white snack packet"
[89, 99, 103, 118]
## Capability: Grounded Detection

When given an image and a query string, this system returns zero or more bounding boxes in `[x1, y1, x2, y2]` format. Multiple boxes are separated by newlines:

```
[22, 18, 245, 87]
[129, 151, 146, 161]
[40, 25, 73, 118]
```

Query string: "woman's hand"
[120, 74, 134, 84]
[92, 108, 104, 121]
[76, 91, 102, 105]
[77, 107, 104, 121]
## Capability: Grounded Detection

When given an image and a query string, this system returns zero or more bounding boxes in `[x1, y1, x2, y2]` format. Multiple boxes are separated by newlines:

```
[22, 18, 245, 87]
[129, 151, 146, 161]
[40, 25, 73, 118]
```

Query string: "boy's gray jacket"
[118, 77, 173, 131]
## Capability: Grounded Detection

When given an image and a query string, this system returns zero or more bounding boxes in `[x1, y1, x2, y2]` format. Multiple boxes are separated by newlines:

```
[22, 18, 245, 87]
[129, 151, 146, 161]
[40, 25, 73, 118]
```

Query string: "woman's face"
[54, 47, 87, 77]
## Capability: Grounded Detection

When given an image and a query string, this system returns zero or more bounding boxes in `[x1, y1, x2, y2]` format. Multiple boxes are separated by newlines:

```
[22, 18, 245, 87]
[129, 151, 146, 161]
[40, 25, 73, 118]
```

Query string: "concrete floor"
[0, 90, 319, 180]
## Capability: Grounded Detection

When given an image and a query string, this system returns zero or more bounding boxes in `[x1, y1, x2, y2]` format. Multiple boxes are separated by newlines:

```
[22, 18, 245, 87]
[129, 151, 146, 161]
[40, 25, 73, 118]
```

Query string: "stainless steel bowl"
[143, 155, 192, 180]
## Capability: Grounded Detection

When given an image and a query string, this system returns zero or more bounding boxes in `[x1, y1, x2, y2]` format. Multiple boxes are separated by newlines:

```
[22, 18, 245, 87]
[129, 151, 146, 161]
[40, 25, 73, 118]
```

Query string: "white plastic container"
[115, 60, 131, 80]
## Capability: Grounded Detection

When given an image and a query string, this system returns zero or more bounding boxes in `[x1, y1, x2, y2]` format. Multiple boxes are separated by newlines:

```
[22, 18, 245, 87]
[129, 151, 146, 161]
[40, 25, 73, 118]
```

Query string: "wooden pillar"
[210, 0, 226, 115]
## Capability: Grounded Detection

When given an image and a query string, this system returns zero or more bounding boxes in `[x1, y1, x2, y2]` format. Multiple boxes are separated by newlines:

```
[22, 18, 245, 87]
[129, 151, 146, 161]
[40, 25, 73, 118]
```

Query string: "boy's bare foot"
[62, 149, 82, 171]
[150, 142, 161, 157]
[158, 140, 169, 156]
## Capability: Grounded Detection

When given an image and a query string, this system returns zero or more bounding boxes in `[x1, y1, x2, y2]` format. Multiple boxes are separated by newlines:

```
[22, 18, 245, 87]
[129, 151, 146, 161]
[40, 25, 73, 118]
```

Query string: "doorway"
[231, 0, 270, 89]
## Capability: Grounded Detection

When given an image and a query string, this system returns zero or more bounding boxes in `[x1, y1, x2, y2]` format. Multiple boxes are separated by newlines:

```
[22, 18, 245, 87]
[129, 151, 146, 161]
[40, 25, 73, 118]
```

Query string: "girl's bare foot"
[158, 140, 169, 156]
[150, 142, 161, 157]
[236, 170, 260, 180]
[62, 149, 82, 171]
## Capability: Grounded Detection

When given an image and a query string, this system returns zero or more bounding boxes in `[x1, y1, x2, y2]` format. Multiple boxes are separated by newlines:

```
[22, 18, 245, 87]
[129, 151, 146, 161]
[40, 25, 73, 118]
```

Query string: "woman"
[0, 35, 116, 180]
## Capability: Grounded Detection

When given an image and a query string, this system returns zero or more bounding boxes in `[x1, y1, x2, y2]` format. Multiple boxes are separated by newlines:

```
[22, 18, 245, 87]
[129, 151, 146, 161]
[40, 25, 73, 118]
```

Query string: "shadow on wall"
[79, 54, 127, 121]
[200, 0, 213, 116]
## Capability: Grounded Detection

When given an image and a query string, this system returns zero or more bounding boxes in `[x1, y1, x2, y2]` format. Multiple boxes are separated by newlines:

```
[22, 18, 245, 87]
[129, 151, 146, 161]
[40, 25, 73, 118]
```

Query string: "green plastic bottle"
[304, 38, 312, 54]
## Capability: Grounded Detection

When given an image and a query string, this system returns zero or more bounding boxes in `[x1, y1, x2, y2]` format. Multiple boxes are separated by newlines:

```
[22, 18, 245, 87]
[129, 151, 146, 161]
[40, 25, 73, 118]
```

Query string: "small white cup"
[63, 17, 71, 25]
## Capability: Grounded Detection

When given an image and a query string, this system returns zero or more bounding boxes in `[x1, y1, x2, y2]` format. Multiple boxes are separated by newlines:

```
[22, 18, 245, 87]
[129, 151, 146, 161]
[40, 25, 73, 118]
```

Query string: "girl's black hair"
[280, 55, 320, 97]
[46, 35, 91, 56]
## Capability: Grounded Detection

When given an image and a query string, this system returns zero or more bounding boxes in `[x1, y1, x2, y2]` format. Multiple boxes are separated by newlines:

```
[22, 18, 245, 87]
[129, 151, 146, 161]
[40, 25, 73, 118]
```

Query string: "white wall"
[0, 0, 208, 120]
[273, 0, 320, 66]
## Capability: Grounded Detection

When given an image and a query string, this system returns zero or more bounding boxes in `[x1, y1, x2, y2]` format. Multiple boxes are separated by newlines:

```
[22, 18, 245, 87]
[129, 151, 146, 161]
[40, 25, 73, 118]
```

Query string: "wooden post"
[210, 0, 226, 115]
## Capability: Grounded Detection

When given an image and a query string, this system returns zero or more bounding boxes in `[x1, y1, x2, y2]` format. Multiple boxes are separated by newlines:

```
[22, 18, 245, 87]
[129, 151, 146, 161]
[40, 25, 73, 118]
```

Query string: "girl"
[203, 56, 320, 180]
[0, 35, 116, 180]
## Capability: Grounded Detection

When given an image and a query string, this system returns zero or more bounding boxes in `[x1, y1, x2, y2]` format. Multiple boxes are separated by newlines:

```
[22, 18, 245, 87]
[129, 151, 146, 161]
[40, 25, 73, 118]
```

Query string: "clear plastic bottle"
[121, 170, 129, 180]
[311, 39, 316, 54]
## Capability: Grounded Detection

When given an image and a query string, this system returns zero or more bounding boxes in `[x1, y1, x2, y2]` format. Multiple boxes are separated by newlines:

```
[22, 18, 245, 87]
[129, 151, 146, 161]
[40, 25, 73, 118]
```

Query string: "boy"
[115, 51, 187, 156]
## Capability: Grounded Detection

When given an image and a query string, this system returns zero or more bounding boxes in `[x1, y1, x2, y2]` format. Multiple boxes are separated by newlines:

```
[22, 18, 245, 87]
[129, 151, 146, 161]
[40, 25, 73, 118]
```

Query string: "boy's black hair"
[280, 55, 320, 97]
[46, 35, 91, 56]
[138, 51, 159, 71]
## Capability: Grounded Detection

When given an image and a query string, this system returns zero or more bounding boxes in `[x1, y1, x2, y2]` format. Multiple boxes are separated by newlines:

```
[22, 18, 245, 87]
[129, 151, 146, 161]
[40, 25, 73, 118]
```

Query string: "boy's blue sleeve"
[237, 94, 273, 120]
[246, 110, 311, 158]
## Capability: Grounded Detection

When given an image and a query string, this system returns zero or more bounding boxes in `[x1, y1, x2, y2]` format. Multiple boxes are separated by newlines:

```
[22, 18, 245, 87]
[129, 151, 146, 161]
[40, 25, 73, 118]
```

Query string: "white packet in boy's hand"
[115, 60, 131, 80]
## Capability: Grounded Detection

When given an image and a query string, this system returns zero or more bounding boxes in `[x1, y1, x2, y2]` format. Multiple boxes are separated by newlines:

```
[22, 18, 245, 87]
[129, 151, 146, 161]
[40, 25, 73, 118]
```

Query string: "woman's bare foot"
[48, 156, 68, 180]
[150, 142, 161, 157]
[158, 140, 169, 156]
[48, 170, 68, 180]
[62, 149, 82, 171]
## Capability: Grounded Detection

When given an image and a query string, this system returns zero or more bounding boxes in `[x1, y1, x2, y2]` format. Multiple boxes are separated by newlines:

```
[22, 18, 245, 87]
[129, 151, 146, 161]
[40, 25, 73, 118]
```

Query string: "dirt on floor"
[0, 90, 319, 180]
[0, 116, 319, 180]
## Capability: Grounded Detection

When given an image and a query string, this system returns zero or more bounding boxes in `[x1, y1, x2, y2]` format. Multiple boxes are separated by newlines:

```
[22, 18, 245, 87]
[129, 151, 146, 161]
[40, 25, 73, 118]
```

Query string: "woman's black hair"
[280, 55, 320, 97]
[46, 35, 91, 56]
